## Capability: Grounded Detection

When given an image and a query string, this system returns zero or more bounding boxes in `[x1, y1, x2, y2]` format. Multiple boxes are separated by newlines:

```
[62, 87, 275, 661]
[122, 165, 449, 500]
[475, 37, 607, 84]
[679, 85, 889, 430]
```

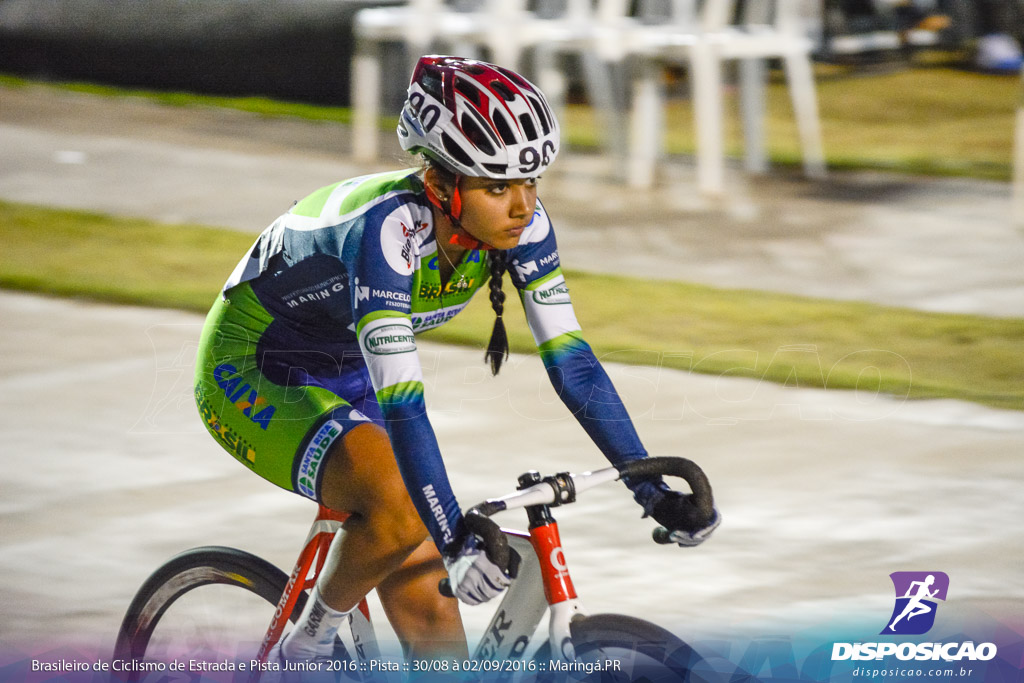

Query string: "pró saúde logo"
[882, 571, 948, 635]
[296, 420, 343, 500]
[832, 572, 997, 664]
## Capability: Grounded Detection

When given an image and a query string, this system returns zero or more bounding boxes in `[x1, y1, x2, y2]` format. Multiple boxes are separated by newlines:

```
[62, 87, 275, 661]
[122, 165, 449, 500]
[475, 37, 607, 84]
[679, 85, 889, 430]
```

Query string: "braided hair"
[422, 156, 511, 375]
[485, 250, 510, 375]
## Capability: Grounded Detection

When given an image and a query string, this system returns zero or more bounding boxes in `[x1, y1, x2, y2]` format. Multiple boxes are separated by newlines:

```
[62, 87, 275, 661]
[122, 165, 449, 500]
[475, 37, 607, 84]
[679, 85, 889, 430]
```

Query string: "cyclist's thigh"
[318, 420, 419, 516]
[194, 286, 382, 503]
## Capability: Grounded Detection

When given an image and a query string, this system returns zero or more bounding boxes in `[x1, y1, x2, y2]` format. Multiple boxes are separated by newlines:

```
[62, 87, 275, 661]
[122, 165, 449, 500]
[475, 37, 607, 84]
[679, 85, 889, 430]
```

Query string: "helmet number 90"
[518, 141, 555, 175]
[407, 92, 441, 133]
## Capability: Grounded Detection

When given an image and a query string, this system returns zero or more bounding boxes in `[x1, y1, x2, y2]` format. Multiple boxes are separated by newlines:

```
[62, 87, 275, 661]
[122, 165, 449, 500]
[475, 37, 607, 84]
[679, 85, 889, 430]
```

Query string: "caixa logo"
[213, 363, 277, 430]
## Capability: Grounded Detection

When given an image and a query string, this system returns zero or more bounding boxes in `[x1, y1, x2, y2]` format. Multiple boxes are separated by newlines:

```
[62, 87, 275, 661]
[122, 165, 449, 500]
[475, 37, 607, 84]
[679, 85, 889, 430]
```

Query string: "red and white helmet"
[398, 55, 560, 179]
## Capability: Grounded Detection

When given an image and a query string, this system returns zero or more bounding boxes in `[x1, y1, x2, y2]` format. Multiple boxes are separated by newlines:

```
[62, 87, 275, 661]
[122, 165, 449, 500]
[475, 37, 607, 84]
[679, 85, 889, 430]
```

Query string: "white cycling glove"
[647, 488, 721, 548]
[665, 507, 721, 547]
[443, 537, 514, 605]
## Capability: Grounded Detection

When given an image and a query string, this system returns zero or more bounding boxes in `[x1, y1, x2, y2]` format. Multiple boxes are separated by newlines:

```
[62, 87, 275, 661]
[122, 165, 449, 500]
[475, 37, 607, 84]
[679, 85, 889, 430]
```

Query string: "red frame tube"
[529, 521, 577, 605]
[255, 505, 363, 666]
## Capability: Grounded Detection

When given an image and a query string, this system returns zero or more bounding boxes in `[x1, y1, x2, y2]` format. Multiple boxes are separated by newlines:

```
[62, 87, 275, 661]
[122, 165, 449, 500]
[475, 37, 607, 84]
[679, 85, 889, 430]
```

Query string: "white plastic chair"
[350, 0, 524, 162]
[625, 0, 827, 194]
[513, 0, 633, 166]
[706, 0, 826, 183]
[618, 0, 704, 188]
[351, 0, 628, 168]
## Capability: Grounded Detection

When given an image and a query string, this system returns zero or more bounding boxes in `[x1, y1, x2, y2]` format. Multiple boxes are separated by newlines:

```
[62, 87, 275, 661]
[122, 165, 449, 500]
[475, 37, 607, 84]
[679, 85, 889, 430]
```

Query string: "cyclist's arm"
[525, 290, 651, 468]
[355, 311, 462, 551]
[351, 210, 463, 553]
[516, 206, 719, 543]
[509, 204, 665, 506]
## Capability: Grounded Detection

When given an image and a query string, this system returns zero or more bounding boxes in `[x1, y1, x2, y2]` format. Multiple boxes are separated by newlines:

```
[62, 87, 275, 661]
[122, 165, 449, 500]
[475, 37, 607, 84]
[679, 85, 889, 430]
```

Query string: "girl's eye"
[488, 184, 509, 195]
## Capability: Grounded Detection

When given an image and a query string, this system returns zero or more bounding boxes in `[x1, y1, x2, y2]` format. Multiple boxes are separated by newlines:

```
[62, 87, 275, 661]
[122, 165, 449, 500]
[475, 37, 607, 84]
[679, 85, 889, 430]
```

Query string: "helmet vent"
[454, 76, 484, 107]
[441, 133, 475, 168]
[420, 71, 444, 101]
[527, 95, 551, 135]
[492, 111, 517, 145]
[489, 80, 516, 102]
[497, 67, 530, 89]
[518, 114, 538, 141]
[460, 113, 496, 155]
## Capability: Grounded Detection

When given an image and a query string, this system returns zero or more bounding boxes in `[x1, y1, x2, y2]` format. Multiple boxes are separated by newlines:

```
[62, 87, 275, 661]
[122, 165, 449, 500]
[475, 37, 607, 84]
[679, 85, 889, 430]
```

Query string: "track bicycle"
[113, 456, 716, 682]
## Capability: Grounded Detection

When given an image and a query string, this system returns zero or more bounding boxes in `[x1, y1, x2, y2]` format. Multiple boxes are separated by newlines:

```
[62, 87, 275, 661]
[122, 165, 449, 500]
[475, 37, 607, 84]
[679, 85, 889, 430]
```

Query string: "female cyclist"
[194, 55, 719, 663]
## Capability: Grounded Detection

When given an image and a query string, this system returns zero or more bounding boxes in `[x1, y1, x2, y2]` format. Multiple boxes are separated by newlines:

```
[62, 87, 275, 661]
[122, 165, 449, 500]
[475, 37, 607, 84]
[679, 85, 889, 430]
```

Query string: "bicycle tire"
[113, 546, 305, 679]
[532, 613, 707, 683]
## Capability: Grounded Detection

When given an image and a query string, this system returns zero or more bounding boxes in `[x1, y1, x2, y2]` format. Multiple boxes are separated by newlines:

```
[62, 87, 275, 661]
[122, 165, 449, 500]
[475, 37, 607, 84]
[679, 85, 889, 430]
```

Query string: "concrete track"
[1, 291, 1021, 657]
[1, 85, 1022, 661]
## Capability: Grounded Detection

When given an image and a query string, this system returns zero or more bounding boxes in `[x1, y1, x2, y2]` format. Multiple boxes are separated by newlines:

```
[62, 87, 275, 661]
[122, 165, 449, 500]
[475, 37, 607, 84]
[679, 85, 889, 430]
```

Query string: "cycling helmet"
[397, 55, 560, 179]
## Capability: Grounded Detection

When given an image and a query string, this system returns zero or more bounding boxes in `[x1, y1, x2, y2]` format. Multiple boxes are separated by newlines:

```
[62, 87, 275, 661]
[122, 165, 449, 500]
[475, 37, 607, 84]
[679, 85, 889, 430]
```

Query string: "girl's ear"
[423, 166, 449, 202]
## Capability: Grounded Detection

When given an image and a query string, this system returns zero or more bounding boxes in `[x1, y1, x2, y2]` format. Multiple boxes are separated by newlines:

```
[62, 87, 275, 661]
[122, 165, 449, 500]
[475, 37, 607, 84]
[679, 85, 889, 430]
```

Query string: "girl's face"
[457, 176, 538, 250]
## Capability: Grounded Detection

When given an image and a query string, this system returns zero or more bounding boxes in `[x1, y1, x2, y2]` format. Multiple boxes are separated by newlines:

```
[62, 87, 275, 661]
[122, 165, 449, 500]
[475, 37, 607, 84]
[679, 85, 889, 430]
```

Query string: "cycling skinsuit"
[194, 169, 652, 552]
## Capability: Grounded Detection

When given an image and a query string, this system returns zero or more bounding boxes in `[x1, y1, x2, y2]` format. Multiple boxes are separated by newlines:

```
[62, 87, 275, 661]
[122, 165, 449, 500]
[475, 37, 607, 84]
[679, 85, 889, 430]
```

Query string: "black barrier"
[0, 0, 403, 105]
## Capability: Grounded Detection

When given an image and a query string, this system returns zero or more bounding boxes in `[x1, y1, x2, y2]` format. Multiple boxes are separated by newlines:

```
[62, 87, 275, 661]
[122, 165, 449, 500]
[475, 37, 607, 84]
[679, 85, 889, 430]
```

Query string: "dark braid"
[485, 250, 510, 375]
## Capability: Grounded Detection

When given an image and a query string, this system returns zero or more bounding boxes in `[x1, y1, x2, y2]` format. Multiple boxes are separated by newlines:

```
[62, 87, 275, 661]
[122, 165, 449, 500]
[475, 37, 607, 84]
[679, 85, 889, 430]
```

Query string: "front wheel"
[113, 546, 305, 680]
[533, 614, 709, 682]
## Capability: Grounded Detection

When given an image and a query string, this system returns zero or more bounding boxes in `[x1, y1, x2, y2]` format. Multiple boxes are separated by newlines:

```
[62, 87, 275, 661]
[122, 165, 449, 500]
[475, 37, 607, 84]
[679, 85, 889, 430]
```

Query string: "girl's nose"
[509, 184, 532, 218]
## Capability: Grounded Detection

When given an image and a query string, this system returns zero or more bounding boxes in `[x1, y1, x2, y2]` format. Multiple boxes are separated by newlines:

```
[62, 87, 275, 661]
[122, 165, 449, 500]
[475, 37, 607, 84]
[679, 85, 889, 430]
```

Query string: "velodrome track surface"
[3, 290, 1023, 656]
[1, 85, 1023, 658]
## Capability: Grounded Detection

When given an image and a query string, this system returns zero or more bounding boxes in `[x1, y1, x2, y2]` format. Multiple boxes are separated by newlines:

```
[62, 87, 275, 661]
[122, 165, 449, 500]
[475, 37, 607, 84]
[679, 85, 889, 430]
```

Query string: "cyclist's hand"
[443, 534, 519, 605]
[651, 490, 721, 547]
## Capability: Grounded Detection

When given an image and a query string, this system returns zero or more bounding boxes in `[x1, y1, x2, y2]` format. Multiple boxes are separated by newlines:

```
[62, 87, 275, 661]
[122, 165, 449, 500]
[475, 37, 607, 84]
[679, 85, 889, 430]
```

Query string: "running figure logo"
[882, 572, 949, 635]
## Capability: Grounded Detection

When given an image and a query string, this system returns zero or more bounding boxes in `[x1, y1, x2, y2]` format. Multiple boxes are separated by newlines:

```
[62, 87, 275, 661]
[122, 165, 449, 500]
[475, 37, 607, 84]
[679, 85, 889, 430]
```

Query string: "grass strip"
[3, 200, 1021, 411]
[0, 73, 354, 125]
[562, 64, 1018, 181]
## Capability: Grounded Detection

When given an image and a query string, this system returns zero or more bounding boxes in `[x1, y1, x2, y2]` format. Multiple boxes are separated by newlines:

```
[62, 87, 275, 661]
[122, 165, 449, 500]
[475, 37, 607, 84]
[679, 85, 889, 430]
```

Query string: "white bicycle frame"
[464, 465, 624, 665]
[469, 531, 580, 663]
[256, 465, 625, 672]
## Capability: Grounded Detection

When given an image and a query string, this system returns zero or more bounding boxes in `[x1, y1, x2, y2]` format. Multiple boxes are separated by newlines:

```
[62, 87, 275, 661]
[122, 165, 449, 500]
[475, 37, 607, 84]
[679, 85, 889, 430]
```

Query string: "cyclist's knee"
[394, 591, 461, 647]
[378, 545, 463, 645]
[360, 493, 428, 554]
[319, 424, 427, 552]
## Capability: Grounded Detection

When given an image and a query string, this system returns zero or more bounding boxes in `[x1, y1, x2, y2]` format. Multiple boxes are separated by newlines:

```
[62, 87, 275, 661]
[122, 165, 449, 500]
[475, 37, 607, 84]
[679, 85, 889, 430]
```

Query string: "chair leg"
[784, 53, 827, 179]
[535, 46, 568, 114]
[692, 44, 725, 196]
[739, 57, 768, 174]
[628, 58, 662, 189]
[1014, 104, 1024, 227]
[352, 37, 381, 163]
[581, 53, 629, 170]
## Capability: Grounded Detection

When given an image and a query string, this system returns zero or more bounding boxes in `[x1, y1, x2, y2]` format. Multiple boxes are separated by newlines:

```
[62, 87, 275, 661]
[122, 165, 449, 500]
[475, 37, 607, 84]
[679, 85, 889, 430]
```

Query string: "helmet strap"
[449, 183, 462, 220]
[424, 173, 492, 251]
